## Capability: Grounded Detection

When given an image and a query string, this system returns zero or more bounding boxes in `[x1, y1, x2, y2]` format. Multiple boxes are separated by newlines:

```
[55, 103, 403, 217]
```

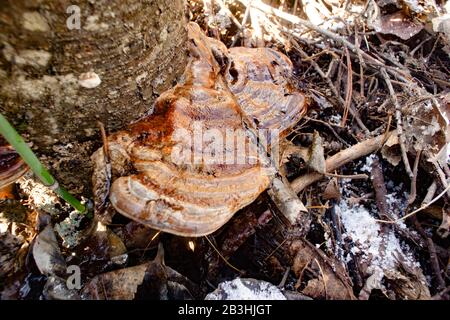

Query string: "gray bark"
[0, 0, 187, 196]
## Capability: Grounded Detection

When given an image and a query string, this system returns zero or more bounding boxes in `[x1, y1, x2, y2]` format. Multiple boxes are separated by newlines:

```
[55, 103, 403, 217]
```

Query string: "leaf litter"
[1, 0, 450, 300]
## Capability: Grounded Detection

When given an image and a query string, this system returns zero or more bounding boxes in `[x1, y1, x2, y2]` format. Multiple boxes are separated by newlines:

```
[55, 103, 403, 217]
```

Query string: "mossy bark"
[0, 0, 187, 196]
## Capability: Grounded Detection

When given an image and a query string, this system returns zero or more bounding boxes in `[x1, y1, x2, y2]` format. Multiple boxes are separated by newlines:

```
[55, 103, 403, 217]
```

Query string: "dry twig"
[380, 68, 413, 179]
[292, 131, 394, 193]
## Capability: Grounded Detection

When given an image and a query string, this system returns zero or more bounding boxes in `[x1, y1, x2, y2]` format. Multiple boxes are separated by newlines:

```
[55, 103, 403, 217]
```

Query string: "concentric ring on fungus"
[92, 22, 307, 236]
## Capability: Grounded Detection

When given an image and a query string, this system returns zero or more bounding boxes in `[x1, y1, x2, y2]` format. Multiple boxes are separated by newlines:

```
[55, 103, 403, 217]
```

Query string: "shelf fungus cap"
[225, 47, 307, 137]
[93, 22, 307, 237]
[0, 138, 28, 189]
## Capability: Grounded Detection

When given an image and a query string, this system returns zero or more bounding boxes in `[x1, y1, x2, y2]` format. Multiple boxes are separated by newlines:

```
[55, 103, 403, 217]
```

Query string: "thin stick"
[231, 0, 253, 47]
[205, 235, 243, 274]
[412, 216, 446, 291]
[340, 47, 352, 127]
[371, 155, 389, 220]
[375, 184, 450, 224]
[423, 181, 437, 204]
[380, 68, 413, 178]
[408, 150, 422, 205]
[292, 41, 369, 134]
[215, 0, 242, 29]
[354, 26, 365, 99]
[292, 131, 394, 193]
[264, 238, 288, 261]
[324, 172, 368, 180]
[237, 0, 412, 82]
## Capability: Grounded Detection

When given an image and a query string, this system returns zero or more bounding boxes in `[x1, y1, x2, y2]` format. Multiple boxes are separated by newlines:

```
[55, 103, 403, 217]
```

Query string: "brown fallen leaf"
[71, 220, 128, 275]
[290, 239, 355, 300]
[116, 220, 160, 250]
[302, 278, 326, 299]
[373, 11, 423, 40]
[383, 261, 431, 300]
[81, 243, 199, 300]
[403, 96, 447, 160]
[381, 134, 401, 166]
[32, 225, 66, 277]
[81, 263, 148, 300]
[0, 232, 22, 278]
[323, 178, 341, 201]
[31, 224, 81, 300]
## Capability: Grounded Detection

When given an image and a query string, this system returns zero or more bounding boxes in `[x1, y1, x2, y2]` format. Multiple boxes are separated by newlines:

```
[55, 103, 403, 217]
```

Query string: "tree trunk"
[0, 0, 187, 196]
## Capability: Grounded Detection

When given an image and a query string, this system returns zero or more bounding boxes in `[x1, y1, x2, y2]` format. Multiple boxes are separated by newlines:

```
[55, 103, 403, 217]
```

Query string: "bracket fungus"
[225, 47, 306, 136]
[0, 137, 28, 189]
[92, 22, 307, 237]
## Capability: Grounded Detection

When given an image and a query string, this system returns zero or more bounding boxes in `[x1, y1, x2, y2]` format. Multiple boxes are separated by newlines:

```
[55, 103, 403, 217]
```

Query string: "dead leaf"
[359, 269, 385, 300]
[43, 276, 80, 300]
[323, 178, 341, 201]
[381, 134, 401, 166]
[384, 262, 431, 300]
[279, 132, 325, 173]
[32, 225, 66, 277]
[81, 243, 199, 300]
[404, 98, 447, 159]
[302, 278, 326, 299]
[290, 240, 355, 300]
[81, 263, 148, 300]
[0, 232, 22, 277]
[280, 140, 308, 165]
[116, 221, 159, 250]
[373, 11, 423, 40]
[72, 221, 128, 275]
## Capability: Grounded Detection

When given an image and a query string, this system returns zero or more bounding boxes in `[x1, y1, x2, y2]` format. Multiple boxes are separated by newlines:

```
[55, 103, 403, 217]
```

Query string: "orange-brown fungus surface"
[92, 22, 307, 237]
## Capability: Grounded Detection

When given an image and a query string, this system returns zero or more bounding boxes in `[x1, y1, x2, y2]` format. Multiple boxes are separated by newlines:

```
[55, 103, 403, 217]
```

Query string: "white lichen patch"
[15, 50, 52, 69]
[135, 72, 148, 84]
[22, 12, 50, 32]
[159, 26, 168, 42]
[78, 72, 101, 89]
[2, 42, 16, 62]
[84, 15, 109, 32]
[2, 73, 79, 102]
[54, 210, 84, 248]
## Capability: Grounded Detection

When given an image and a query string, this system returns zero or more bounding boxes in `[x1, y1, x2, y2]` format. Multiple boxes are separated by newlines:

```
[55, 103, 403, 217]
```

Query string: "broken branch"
[291, 131, 394, 193]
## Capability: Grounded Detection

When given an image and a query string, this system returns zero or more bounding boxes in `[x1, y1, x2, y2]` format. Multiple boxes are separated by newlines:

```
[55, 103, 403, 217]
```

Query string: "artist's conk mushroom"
[92, 22, 307, 237]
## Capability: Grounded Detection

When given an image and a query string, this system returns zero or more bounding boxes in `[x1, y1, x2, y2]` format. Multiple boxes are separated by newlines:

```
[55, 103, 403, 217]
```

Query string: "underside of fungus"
[92, 22, 307, 237]
[0, 137, 28, 189]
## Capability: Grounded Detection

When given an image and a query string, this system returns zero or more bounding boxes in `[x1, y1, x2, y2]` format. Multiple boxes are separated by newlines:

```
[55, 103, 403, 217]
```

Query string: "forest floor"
[1, 0, 449, 300]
